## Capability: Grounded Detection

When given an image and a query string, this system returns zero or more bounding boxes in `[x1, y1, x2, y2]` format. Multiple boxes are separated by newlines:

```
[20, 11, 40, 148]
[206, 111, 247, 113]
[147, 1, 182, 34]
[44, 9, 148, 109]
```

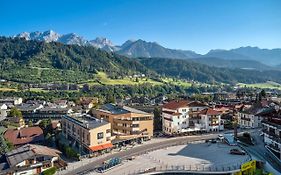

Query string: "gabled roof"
[4, 127, 44, 146]
[200, 108, 221, 116]
[162, 100, 189, 110]
[162, 110, 181, 116]
[5, 144, 60, 167]
[188, 101, 208, 107]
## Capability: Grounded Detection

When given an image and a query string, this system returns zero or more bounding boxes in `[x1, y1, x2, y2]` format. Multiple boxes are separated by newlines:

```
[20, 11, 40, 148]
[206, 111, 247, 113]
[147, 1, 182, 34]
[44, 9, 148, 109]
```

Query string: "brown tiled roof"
[200, 108, 221, 116]
[4, 127, 44, 146]
[188, 101, 208, 107]
[162, 100, 189, 110]
[214, 107, 230, 112]
[162, 111, 181, 116]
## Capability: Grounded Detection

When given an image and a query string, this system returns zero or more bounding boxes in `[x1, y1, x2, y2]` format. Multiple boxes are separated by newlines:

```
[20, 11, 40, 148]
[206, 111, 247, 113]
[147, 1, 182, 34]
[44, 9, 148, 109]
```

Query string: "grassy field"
[1, 72, 215, 91]
[0, 87, 17, 91]
[237, 81, 281, 90]
[82, 72, 163, 86]
[161, 77, 192, 87]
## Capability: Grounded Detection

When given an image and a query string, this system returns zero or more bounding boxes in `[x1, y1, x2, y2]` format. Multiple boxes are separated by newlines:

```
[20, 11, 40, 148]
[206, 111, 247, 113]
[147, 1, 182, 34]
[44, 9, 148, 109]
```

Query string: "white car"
[218, 134, 224, 140]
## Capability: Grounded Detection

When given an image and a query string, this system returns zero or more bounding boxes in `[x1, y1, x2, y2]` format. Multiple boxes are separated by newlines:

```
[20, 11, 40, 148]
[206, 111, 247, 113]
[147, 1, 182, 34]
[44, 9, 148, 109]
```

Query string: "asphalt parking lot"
[96, 141, 251, 175]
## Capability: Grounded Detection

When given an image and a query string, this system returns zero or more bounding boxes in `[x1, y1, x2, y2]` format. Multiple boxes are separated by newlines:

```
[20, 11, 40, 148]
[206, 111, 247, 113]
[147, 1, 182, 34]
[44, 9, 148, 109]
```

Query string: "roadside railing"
[125, 158, 250, 175]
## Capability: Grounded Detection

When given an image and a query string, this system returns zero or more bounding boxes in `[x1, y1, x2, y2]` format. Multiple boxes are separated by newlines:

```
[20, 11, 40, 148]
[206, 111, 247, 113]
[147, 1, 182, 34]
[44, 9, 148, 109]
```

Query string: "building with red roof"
[162, 100, 213, 134]
[4, 127, 44, 147]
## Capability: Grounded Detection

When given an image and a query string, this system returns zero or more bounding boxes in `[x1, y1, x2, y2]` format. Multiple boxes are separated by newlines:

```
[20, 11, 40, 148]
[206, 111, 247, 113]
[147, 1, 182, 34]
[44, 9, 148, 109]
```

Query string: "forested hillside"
[1, 37, 281, 84]
[139, 57, 281, 84]
[0, 37, 151, 83]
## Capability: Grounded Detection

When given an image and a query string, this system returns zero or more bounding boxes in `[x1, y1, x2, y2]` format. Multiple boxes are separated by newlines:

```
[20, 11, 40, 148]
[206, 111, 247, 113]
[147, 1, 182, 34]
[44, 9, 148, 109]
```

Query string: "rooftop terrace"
[63, 114, 108, 129]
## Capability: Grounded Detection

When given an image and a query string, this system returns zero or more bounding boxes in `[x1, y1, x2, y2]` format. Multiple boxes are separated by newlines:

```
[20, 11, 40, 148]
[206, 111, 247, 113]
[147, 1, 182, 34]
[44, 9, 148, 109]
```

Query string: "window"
[132, 124, 139, 128]
[97, 132, 104, 139]
[182, 109, 186, 112]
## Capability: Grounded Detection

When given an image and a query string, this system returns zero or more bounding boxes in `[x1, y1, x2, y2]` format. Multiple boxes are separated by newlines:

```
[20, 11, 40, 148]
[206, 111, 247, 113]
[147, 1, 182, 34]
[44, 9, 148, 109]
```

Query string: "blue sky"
[1, 0, 280, 54]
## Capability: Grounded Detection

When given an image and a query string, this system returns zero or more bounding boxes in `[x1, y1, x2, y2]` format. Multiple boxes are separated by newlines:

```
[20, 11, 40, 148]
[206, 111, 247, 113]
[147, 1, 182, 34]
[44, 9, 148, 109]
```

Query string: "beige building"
[61, 114, 112, 153]
[92, 104, 153, 139]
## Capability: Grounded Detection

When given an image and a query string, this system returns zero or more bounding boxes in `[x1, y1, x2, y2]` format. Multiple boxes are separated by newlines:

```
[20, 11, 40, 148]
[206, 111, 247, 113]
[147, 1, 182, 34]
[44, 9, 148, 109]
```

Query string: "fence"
[57, 138, 248, 175]
[125, 154, 251, 175]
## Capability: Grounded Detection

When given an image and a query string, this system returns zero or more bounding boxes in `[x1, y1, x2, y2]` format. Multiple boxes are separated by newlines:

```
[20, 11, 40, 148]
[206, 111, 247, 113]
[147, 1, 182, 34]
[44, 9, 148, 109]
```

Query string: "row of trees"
[0, 83, 230, 102]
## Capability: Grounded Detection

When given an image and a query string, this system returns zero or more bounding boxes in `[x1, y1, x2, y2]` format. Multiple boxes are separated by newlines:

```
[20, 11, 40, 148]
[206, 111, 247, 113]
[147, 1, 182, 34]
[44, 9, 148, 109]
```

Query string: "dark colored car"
[230, 148, 246, 155]
[211, 139, 217, 143]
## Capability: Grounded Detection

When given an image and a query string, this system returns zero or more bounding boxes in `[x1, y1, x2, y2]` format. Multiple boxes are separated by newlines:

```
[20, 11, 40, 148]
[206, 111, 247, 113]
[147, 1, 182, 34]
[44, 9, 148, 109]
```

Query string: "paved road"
[61, 133, 219, 175]
[241, 129, 281, 173]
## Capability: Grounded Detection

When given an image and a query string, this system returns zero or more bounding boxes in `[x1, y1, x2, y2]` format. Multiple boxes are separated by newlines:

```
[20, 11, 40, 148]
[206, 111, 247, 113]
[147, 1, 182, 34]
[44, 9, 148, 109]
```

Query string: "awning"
[89, 143, 113, 152]
[102, 143, 113, 149]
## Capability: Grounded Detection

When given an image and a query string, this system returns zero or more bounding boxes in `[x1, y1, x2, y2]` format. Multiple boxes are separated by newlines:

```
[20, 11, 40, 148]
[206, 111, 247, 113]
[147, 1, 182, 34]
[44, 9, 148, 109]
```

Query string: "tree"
[28, 120, 33, 127]
[39, 119, 52, 135]
[153, 107, 162, 132]
[9, 107, 23, 119]
[260, 89, 266, 98]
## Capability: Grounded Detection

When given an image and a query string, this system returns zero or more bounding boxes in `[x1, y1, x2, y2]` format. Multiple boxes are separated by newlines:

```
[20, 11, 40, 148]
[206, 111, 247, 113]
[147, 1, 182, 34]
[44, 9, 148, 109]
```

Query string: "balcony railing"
[262, 129, 281, 143]
[267, 144, 281, 152]
[262, 120, 281, 130]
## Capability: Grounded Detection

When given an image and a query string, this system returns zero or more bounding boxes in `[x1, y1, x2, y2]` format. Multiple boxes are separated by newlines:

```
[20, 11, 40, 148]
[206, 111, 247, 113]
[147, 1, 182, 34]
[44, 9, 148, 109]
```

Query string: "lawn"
[161, 77, 192, 87]
[237, 81, 281, 90]
[83, 72, 163, 86]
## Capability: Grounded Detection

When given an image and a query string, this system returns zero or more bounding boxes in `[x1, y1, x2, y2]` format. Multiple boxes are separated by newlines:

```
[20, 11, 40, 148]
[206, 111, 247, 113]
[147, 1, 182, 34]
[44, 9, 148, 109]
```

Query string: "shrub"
[42, 167, 57, 175]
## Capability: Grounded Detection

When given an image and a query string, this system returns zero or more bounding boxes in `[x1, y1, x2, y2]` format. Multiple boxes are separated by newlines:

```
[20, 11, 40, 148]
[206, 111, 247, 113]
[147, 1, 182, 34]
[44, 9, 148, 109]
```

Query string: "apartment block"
[61, 114, 112, 153]
[262, 117, 281, 161]
[162, 100, 223, 135]
[92, 104, 153, 139]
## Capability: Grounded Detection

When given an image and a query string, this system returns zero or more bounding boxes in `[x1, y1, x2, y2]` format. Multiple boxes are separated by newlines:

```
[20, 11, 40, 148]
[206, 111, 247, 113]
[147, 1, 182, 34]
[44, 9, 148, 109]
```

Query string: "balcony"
[262, 129, 281, 143]
[113, 125, 131, 131]
[262, 120, 281, 130]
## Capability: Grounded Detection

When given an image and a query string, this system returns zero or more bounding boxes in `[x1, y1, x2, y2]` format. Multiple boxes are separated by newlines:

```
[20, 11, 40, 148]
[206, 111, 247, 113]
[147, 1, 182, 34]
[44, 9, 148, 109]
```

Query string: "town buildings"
[262, 116, 281, 161]
[0, 144, 64, 175]
[0, 97, 23, 106]
[162, 100, 223, 135]
[0, 103, 8, 121]
[92, 104, 154, 139]
[238, 101, 278, 129]
[61, 114, 112, 154]
[237, 109, 263, 128]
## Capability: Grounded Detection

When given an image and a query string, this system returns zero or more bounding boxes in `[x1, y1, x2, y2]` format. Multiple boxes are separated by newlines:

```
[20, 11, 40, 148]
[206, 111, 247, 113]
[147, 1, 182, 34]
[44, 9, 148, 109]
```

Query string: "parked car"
[211, 139, 217, 143]
[218, 134, 224, 140]
[230, 148, 246, 155]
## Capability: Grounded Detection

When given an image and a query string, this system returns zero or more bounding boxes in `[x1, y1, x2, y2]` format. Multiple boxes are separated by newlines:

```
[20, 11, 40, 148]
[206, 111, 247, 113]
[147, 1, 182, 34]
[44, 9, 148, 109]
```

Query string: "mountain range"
[14, 30, 281, 69]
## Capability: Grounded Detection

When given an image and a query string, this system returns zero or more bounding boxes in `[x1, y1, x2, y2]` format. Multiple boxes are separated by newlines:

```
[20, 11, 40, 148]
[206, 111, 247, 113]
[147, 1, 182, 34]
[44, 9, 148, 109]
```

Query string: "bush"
[64, 146, 79, 159]
[42, 167, 57, 175]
